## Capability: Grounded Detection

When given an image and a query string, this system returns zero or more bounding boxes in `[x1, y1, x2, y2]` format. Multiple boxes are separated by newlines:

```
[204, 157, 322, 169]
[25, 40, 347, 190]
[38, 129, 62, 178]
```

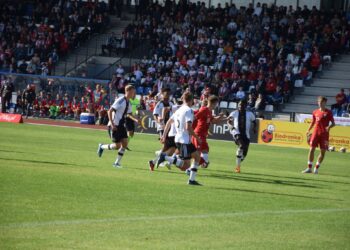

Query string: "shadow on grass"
[211, 186, 343, 201]
[242, 172, 350, 186]
[133, 167, 320, 189]
[0, 157, 81, 167]
[205, 173, 319, 189]
[0, 149, 28, 154]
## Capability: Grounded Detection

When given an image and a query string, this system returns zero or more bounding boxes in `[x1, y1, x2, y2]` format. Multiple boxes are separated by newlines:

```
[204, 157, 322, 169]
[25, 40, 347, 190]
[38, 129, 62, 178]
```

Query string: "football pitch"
[0, 123, 349, 249]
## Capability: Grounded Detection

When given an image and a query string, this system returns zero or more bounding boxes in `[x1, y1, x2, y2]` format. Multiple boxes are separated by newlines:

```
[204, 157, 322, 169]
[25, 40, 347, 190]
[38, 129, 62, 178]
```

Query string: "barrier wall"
[134, 110, 258, 142]
[258, 120, 350, 151]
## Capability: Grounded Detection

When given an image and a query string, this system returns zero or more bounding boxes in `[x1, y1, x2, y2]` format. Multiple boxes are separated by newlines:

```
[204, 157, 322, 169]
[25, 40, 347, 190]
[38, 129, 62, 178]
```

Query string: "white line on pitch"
[1, 208, 349, 229]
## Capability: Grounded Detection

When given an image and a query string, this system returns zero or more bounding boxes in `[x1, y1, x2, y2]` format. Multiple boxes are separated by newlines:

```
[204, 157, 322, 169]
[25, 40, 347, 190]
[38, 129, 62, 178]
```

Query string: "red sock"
[308, 161, 313, 169]
[316, 162, 320, 169]
[199, 157, 205, 165]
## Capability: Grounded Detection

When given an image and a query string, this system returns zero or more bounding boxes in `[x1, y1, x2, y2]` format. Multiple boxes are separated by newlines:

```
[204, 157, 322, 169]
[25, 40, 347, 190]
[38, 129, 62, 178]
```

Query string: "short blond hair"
[125, 85, 135, 92]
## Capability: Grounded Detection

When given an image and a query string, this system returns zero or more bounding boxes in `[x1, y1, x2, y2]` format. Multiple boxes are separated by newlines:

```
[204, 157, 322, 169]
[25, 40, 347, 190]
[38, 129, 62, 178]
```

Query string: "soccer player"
[157, 92, 202, 185]
[153, 88, 174, 138]
[125, 91, 140, 151]
[148, 104, 180, 171]
[192, 95, 224, 168]
[303, 96, 335, 174]
[227, 100, 256, 173]
[97, 85, 139, 168]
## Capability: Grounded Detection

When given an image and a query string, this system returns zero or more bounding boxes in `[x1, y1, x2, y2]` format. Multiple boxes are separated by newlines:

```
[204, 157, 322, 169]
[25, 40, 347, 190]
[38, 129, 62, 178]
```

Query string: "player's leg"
[314, 136, 328, 174]
[187, 147, 201, 185]
[97, 127, 119, 157]
[302, 146, 316, 173]
[234, 135, 244, 173]
[126, 118, 135, 151]
[113, 127, 128, 168]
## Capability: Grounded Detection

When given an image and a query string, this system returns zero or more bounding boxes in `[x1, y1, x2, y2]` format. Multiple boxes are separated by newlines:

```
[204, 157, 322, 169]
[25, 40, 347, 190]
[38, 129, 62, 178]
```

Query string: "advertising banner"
[258, 120, 350, 151]
[135, 110, 258, 142]
[296, 113, 350, 126]
[0, 113, 23, 123]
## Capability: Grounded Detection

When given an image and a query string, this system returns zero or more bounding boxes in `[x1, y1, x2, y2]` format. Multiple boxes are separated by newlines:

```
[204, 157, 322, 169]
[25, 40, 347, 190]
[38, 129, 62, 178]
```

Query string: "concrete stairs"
[282, 54, 350, 114]
[54, 14, 133, 77]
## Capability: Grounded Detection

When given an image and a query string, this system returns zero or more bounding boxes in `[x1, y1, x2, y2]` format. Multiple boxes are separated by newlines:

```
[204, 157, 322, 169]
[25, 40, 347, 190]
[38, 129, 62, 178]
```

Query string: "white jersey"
[168, 105, 180, 137]
[110, 96, 132, 126]
[173, 105, 194, 144]
[153, 100, 174, 131]
[228, 110, 255, 139]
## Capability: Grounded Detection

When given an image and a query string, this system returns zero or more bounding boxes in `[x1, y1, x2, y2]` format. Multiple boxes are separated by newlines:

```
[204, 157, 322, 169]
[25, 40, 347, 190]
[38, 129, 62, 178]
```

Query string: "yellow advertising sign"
[258, 120, 350, 151]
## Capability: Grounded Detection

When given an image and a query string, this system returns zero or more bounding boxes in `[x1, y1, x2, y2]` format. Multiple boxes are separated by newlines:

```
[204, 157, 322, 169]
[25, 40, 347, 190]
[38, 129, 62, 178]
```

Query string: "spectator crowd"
[1, 1, 350, 122]
[0, 0, 110, 76]
[111, 1, 349, 112]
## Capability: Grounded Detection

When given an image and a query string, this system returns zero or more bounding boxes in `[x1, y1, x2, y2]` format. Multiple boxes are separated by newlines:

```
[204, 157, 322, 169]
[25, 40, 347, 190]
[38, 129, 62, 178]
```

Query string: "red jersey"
[312, 108, 334, 135]
[193, 106, 213, 137]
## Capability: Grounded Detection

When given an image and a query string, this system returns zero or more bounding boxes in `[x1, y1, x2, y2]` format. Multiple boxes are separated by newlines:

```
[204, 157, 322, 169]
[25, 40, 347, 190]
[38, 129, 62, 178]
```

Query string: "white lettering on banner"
[148, 118, 157, 129]
[296, 113, 350, 126]
[213, 124, 230, 134]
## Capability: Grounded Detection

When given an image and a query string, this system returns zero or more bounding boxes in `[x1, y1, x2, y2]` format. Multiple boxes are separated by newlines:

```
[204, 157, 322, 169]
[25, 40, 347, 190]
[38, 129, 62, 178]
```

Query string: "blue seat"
[136, 86, 144, 95]
[144, 87, 152, 95]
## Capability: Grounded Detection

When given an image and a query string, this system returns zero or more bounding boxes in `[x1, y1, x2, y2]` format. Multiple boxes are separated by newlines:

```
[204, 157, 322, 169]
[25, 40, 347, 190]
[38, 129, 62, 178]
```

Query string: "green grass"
[0, 123, 349, 249]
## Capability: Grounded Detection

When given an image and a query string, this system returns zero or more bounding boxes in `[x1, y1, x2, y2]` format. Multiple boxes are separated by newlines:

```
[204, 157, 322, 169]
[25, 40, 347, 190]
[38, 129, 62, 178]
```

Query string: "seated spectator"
[268, 86, 284, 109]
[332, 88, 347, 116]
[235, 86, 246, 101]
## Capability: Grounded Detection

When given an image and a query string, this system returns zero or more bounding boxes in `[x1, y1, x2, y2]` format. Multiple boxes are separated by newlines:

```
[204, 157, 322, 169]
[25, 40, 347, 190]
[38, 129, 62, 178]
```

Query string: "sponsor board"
[258, 120, 350, 151]
[0, 113, 23, 123]
[296, 113, 350, 126]
[135, 110, 257, 142]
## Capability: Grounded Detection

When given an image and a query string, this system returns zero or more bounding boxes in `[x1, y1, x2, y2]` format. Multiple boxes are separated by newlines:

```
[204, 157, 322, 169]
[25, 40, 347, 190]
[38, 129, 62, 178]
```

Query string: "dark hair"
[208, 95, 219, 104]
[182, 92, 193, 103]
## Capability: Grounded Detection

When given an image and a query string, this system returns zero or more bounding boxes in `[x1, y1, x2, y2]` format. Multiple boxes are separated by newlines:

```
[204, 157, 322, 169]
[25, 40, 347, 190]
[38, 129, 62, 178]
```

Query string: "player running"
[157, 92, 203, 185]
[191, 95, 224, 168]
[153, 88, 174, 139]
[97, 85, 139, 168]
[148, 104, 180, 171]
[227, 100, 256, 173]
[125, 91, 140, 151]
[302, 96, 335, 174]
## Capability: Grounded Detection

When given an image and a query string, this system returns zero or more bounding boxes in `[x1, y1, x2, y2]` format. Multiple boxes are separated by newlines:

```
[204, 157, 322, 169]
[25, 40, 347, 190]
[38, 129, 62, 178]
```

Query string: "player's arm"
[326, 113, 336, 133]
[108, 107, 116, 129]
[186, 121, 201, 143]
[211, 113, 226, 124]
[161, 117, 174, 143]
[306, 113, 316, 135]
[126, 113, 140, 123]
[153, 102, 162, 123]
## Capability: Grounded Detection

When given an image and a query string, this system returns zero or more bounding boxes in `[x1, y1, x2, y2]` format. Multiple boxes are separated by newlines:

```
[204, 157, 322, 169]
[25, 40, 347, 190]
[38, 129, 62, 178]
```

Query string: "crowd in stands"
[111, 1, 349, 112]
[332, 88, 350, 116]
[1, 1, 350, 122]
[0, 0, 110, 76]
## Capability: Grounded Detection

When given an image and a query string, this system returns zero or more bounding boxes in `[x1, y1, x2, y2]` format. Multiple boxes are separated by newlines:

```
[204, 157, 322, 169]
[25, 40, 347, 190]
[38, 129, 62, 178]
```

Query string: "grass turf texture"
[0, 123, 349, 250]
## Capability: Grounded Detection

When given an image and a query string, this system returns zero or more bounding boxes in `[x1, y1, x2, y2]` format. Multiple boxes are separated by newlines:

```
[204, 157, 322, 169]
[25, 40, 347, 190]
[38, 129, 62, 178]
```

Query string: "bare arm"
[108, 108, 116, 129]
[326, 120, 336, 133]
[186, 121, 201, 142]
[161, 118, 174, 143]
[306, 120, 315, 135]
[127, 113, 140, 123]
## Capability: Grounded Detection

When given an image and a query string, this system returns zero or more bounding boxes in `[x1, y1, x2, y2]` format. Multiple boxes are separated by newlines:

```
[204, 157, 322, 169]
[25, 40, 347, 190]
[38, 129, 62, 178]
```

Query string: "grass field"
[0, 122, 349, 249]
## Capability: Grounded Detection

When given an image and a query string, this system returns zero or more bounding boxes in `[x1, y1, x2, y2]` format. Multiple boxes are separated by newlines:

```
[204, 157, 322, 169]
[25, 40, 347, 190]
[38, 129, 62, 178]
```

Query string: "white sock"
[165, 155, 175, 165]
[174, 156, 183, 168]
[189, 162, 199, 181]
[201, 153, 209, 163]
[102, 144, 116, 150]
[115, 148, 125, 164]
[236, 148, 243, 166]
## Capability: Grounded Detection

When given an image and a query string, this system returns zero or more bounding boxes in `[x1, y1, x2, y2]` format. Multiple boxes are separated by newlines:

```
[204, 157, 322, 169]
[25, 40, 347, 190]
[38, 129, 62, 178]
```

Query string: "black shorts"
[176, 143, 197, 160]
[108, 125, 128, 143]
[125, 117, 135, 132]
[233, 134, 250, 157]
[164, 136, 176, 151]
